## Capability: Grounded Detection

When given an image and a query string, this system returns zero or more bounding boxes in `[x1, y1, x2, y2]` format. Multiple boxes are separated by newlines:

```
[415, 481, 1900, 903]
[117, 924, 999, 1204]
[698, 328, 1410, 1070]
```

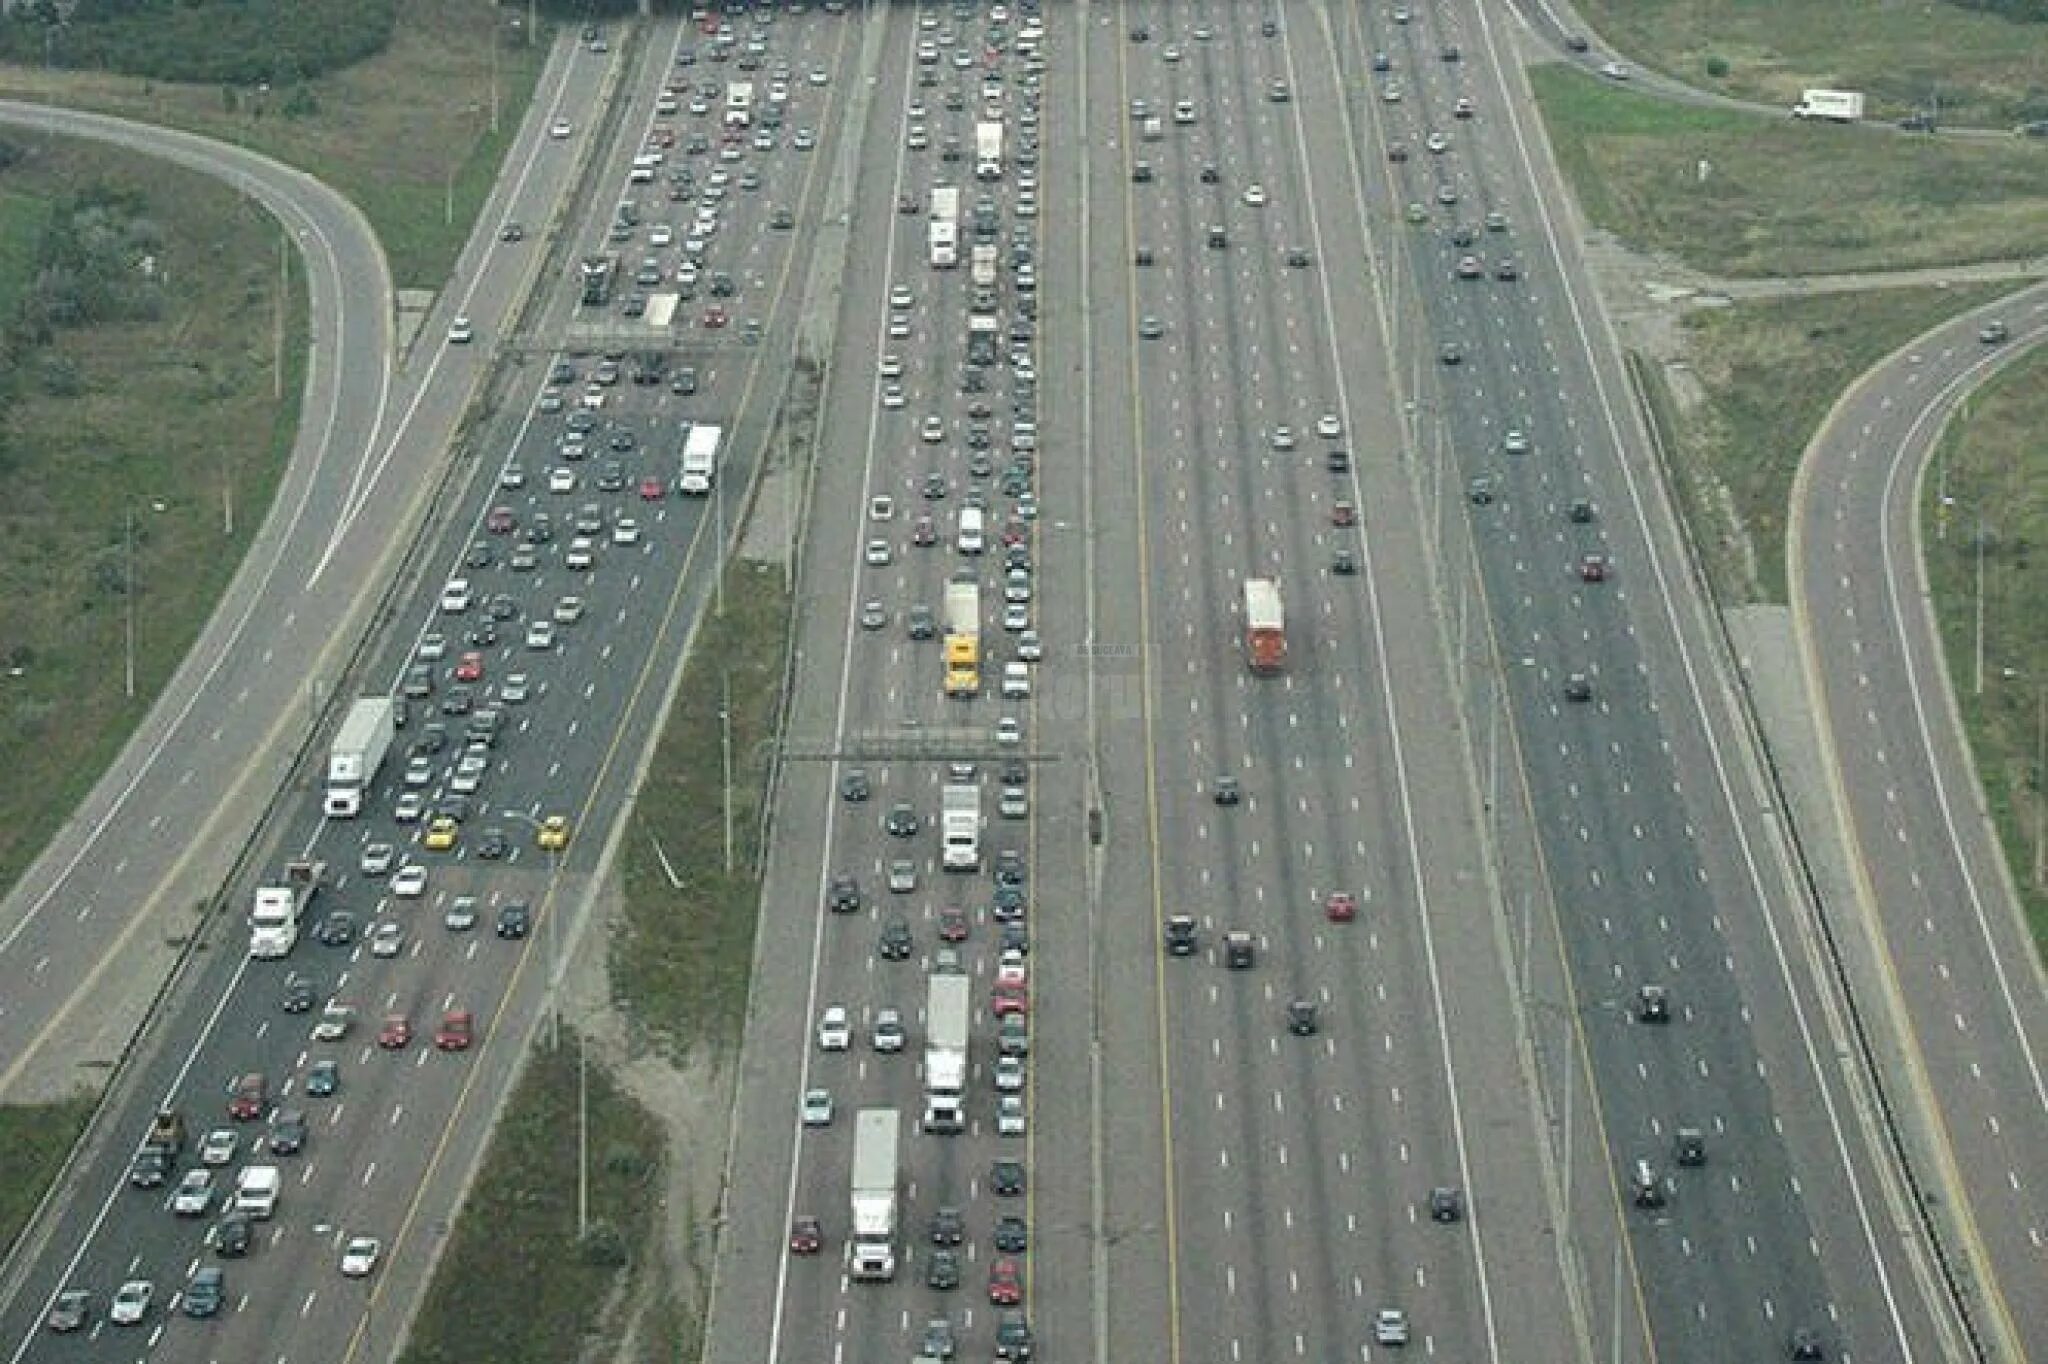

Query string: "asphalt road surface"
[1789, 281, 2048, 1362]
[1, 13, 858, 1362]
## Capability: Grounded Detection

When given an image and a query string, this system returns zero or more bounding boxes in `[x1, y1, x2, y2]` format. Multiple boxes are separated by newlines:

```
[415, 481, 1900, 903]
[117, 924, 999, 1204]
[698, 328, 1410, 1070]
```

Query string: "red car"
[1325, 891, 1357, 923]
[1578, 553, 1609, 583]
[913, 516, 939, 547]
[789, 1215, 822, 1255]
[378, 1014, 412, 1050]
[991, 986, 1029, 1018]
[228, 1072, 268, 1120]
[1332, 499, 1358, 528]
[639, 475, 666, 501]
[1002, 520, 1028, 548]
[988, 1256, 1023, 1305]
[702, 306, 729, 329]
[435, 1010, 475, 1051]
[938, 906, 970, 942]
[454, 651, 485, 683]
[486, 505, 517, 534]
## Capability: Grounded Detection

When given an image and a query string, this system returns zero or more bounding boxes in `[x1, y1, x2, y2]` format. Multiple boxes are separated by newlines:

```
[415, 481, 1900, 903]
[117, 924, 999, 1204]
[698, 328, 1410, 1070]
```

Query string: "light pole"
[498, 809, 565, 1047]
[123, 504, 135, 700]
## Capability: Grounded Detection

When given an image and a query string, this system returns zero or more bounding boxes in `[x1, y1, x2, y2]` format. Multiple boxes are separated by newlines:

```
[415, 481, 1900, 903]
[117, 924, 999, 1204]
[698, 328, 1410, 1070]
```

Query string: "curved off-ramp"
[1788, 280, 2048, 1362]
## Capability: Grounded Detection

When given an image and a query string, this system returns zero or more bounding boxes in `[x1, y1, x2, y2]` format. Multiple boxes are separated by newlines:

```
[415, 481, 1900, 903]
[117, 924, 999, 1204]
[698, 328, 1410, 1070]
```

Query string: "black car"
[1674, 1128, 1707, 1167]
[496, 901, 532, 939]
[1164, 915, 1197, 956]
[1788, 1329, 1826, 1360]
[885, 802, 919, 836]
[908, 606, 937, 640]
[1564, 672, 1594, 703]
[993, 850, 1027, 887]
[1224, 931, 1256, 969]
[1286, 1000, 1319, 1035]
[269, 1109, 308, 1156]
[414, 725, 448, 758]
[1568, 498, 1596, 523]
[929, 1206, 965, 1246]
[281, 973, 317, 1013]
[1213, 775, 1241, 806]
[182, 1267, 224, 1318]
[1333, 548, 1358, 576]
[465, 622, 499, 648]
[1636, 984, 1671, 1023]
[488, 595, 520, 621]
[1429, 1187, 1464, 1223]
[926, 1249, 961, 1290]
[995, 1309, 1034, 1361]
[993, 1215, 1029, 1254]
[1000, 758, 1028, 786]
[45, 1289, 91, 1332]
[878, 917, 914, 961]
[305, 1060, 340, 1096]
[828, 876, 862, 914]
[213, 1212, 252, 1258]
[1000, 921, 1030, 955]
[465, 541, 494, 569]
[129, 1148, 171, 1189]
[840, 768, 870, 802]
[317, 912, 357, 947]
[990, 1159, 1026, 1197]
[991, 885, 1026, 921]
[476, 827, 511, 860]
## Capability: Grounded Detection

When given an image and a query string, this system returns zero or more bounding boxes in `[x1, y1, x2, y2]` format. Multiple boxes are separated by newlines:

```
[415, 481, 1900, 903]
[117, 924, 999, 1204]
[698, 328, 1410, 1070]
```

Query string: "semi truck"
[580, 255, 618, 307]
[1792, 89, 1865, 122]
[930, 184, 961, 225]
[975, 120, 1004, 180]
[849, 1109, 901, 1280]
[678, 423, 722, 495]
[1244, 579, 1286, 674]
[943, 580, 981, 697]
[724, 81, 754, 128]
[248, 859, 326, 959]
[941, 783, 981, 872]
[928, 219, 959, 269]
[923, 974, 972, 1134]
[970, 243, 999, 288]
[325, 697, 396, 818]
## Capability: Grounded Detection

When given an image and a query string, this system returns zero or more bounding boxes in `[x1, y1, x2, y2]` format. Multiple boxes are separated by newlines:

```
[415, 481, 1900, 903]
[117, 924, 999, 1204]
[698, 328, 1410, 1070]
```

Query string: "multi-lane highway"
[1, 11, 863, 1361]
[1790, 281, 2048, 1362]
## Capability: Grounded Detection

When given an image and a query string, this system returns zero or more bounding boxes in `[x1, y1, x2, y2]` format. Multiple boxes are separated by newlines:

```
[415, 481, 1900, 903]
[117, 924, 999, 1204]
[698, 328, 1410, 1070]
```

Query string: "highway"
[1789, 280, 2048, 1361]
[0, 12, 860, 1361]
[0, 42, 598, 1109]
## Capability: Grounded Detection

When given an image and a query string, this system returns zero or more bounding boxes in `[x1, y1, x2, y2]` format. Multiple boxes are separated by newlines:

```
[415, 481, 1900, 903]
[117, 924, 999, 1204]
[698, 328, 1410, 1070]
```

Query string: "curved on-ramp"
[1788, 280, 2048, 1362]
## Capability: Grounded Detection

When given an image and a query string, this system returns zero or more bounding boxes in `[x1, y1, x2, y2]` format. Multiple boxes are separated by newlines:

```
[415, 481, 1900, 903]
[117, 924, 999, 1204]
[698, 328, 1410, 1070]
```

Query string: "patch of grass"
[400, 1036, 662, 1364]
[612, 556, 794, 1061]
[0, 1095, 97, 1257]
[1569, 0, 2048, 126]
[0, 0, 551, 287]
[1652, 284, 2012, 603]
[1531, 64, 2048, 276]
[0, 136, 306, 901]
[1922, 351, 2048, 949]
[0, 189, 50, 320]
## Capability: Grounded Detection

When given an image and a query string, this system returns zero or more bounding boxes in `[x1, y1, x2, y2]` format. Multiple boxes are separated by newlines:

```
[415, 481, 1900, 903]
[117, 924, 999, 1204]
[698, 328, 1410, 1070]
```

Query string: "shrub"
[0, 0, 397, 84]
[1705, 55, 1730, 79]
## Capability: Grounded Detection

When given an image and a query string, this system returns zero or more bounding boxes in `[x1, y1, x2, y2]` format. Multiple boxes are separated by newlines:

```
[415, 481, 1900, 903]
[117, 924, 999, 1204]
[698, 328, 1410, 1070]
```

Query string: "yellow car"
[423, 816, 459, 852]
[536, 815, 571, 851]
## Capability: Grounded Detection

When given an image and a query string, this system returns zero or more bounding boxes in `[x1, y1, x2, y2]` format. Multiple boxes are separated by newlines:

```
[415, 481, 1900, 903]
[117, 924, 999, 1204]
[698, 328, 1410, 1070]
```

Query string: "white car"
[370, 921, 406, 958]
[393, 792, 425, 823]
[869, 495, 895, 522]
[1016, 630, 1042, 662]
[525, 620, 556, 650]
[1503, 429, 1530, 455]
[1316, 413, 1343, 439]
[554, 596, 585, 624]
[417, 632, 447, 662]
[171, 1169, 215, 1216]
[1426, 130, 1450, 154]
[1242, 184, 1267, 207]
[802, 1088, 834, 1126]
[548, 467, 577, 494]
[818, 1005, 851, 1051]
[1600, 60, 1630, 80]
[995, 717, 1022, 747]
[564, 537, 595, 571]
[997, 1094, 1027, 1136]
[649, 225, 674, 247]
[391, 865, 427, 899]
[889, 315, 911, 340]
[447, 316, 474, 344]
[198, 1129, 239, 1167]
[921, 415, 945, 442]
[550, 118, 573, 139]
[110, 1281, 152, 1326]
[866, 539, 893, 566]
[879, 353, 904, 378]
[1375, 1308, 1409, 1346]
[882, 385, 906, 409]
[340, 1237, 382, 1278]
[994, 1055, 1025, 1093]
[612, 518, 642, 546]
[439, 579, 472, 613]
[500, 673, 531, 704]
[1003, 603, 1030, 632]
[360, 842, 395, 876]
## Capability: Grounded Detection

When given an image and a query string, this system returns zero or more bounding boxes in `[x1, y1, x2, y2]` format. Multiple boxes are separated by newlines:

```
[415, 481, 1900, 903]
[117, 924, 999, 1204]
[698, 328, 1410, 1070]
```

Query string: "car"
[929, 905, 969, 944]
[46, 1288, 91, 1333]
[990, 1158, 1026, 1196]
[1332, 499, 1357, 528]
[1325, 891, 1357, 922]
[884, 801, 920, 837]
[1456, 254, 1484, 280]
[110, 1280, 152, 1326]
[281, 972, 316, 1013]
[549, 467, 577, 494]
[927, 1248, 962, 1290]
[550, 118, 573, 138]
[1287, 999, 1319, 1035]
[878, 916, 914, 961]
[423, 816, 459, 852]
[1430, 1186, 1465, 1222]
[994, 1214, 1029, 1253]
[1564, 672, 1594, 703]
[888, 859, 917, 893]
[212, 1211, 252, 1257]
[443, 896, 479, 931]
[1569, 498, 1596, 523]
[859, 600, 887, 631]
[1242, 183, 1267, 207]
[496, 901, 532, 938]
[1675, 1127, 1708, 1167]
[802, 1088, 834, 1126]
[378, 1014, 412, 1049]
[1579, 553, 1610, 583]
[1789, 1328, 1827, 1360]
[1440, 342, 1464, 365]
[537, 814, 571, 850]
[997, 1093, 1027, 1136]
[370, 920, 405, 958]
[1979, 319, 2009, 345]
[994, 1055, 1025, 1093]
[995, 1309, 1034, 1361]
[269, 1108, 308, 1156]
[1636, 984, 1671, 1023]
[553, 596, 585, 624]
[525, 620, 556, 651]
[1503, 429, 1531, 455]
[928, 1205, 966, 1247]
[818, 1005, 851, 1050]
[789, 1215, 822, 1254]
[172, 1168, 216, 1216]
[1213, 774, 1241, 806]
[1388, 142, 1410, 163]
[1437, 183, 1460, 205]
[1375, 1307, 1409, 1346]
[1486, 210, 1511, 232]
[988, 1256, 1024, 1305]
[1224, 930, 1256, 969]
[922, 1316, 958, 1360]
[392, 863, 427, 898]
[1468, 477, 1496, 506]
[840, 768, 870, 802]
[991, 984, 1029, 1018]
[310, 999, 354, 1041]
[1496, 258, 1520, 281]
[435, 1010, 475, 1051]
[447, 315, 474, 344]
[393, 792, 425, 823]
[197, 1127, 239, 1167]
[1600, 60, 1630, 80]
[865, 538, 892, 566]
[1268, 78, 1290, 102]
[340, 1236, 382, 1278]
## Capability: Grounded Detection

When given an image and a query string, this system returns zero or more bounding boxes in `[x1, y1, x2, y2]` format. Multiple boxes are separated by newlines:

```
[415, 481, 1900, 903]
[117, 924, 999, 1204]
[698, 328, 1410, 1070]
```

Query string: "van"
[1141, 116, 1163, 141]
[957, 508, 985, 555]
[234, 1165, 281, 1220]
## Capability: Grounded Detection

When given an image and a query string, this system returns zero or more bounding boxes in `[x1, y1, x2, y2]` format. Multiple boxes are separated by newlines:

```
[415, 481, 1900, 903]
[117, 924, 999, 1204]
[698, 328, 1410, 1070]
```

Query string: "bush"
[0, 0, 397, 85]
[1705, 55, 1730, 79]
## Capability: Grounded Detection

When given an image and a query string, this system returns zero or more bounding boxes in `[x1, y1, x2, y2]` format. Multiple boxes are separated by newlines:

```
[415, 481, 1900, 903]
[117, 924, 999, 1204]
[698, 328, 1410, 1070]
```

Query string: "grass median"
[0, 0, 549, 288]
[0, 1096, 96, 1256]
[1568, 0, 2048, 127]
[1921, 350, 2048, 949]
[1532, 64, 2048, 278]
[1641, 284, 2013, 604]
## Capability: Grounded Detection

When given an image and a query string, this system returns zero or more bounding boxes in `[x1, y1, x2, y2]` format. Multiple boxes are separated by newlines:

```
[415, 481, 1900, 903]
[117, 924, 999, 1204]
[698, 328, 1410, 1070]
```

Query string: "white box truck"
[944, 580, 981, 698]
[970, 243, 998, 288]
[928, 219, 959, 268]
[941, 783, 981, 871]
[975, 121, 1004, 180]
[325, 697, 396, 818]
[849, 1109, 900, 1280]
[234, 1165, 281, 1219]
[678, 423, 722, 496]
[1792, 89, 1865, 122]
[923, 974, 972, 1134]
[248, 859, 326, 959]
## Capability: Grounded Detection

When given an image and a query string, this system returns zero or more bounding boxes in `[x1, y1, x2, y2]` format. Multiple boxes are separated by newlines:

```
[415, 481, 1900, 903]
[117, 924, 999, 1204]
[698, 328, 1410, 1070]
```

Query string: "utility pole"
[721, 670, 735, 874]
[1973, 515, 1987, 696]
[123, 506, 136, 700]
[577, 1027, 590, 1239]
